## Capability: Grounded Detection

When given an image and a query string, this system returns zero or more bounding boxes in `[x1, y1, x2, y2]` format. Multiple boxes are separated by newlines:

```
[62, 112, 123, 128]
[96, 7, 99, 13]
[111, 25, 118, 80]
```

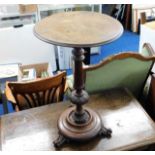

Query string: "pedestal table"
[34, 11, 123, 147]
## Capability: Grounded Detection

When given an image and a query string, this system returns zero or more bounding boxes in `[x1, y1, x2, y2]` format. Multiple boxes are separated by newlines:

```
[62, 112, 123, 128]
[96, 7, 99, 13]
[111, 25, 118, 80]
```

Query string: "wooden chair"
[6, 71, 66, 111]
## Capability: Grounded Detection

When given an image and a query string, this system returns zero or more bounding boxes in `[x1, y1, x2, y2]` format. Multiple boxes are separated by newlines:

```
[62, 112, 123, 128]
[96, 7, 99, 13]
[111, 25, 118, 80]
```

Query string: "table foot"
[53, 107, 112, 148]
[53, 133, 69, 148]
[98, 126, 112, 138]
[53, 126, 112, 148]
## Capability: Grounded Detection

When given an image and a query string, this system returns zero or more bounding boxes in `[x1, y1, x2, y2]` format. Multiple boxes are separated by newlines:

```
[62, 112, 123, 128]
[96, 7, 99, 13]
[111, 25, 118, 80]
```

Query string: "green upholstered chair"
[84, 52, 154, 99]
[66, 43, 155, 100]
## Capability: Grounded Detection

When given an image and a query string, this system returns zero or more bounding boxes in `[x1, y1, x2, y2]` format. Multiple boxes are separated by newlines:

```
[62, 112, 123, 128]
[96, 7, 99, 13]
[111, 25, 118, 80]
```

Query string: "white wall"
[0, 24, 56, 71]
[139, 25, 155, 52]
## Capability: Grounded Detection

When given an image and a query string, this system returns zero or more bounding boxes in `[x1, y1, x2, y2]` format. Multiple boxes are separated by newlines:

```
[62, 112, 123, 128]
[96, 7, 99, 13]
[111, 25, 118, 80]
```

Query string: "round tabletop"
[34, 11, 123, 48]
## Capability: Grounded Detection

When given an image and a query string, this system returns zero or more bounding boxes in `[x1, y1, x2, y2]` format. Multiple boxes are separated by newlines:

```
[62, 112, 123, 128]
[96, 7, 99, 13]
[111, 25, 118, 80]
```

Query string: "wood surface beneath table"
[34, 11, 123, 47]
[1, 88, 155, 151]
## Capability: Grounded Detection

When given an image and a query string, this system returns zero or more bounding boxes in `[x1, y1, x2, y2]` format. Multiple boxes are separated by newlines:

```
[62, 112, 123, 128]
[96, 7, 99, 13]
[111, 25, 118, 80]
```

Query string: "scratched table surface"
[1, 88, 155, 151]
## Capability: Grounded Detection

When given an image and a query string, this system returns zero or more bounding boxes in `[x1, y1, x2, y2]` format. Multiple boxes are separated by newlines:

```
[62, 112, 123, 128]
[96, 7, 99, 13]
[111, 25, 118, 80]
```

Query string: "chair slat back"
[8, 71, 66, 110]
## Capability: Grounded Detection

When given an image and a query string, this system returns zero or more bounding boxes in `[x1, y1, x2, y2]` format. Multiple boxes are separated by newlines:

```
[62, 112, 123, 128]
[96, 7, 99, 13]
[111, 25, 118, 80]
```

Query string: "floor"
[0, 30, 140, 116]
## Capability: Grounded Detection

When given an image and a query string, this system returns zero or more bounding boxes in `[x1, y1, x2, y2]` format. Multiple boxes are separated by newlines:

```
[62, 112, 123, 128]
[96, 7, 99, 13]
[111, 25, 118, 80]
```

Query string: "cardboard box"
[19, 4, 37, 14]
[22, 68, 36, 82]
[19, 62, 53, 81]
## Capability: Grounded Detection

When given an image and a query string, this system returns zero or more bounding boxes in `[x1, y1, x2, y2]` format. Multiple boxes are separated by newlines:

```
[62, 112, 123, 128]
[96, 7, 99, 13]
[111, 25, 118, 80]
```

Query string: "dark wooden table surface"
[1, 88, 155, 151]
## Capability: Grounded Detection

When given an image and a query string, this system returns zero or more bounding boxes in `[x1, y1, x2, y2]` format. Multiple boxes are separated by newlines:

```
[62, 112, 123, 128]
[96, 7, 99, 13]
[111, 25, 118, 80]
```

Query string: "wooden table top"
[34, 11, 123, 47]
[1, 88, 155, 151]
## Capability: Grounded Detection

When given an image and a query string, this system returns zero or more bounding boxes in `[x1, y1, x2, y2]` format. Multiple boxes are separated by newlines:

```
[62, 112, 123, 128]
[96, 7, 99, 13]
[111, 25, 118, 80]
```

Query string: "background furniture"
[139, 12, 155, 54]
[0, 4, 102, 28]
[132, 4, 155, 32]
[0, 24, 56, 71]
[6, 71, 66, 111]
[83, 52, 154, 99]
[67, 44, 155, 101]
[1, 88, 155, 150]
[37, 4, 102, 20]
[0, 4, 37, 28]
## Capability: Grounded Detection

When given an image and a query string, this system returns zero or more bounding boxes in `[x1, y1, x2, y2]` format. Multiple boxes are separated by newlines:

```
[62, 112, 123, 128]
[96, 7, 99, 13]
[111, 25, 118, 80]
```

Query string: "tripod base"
[53, 107, 112, 148]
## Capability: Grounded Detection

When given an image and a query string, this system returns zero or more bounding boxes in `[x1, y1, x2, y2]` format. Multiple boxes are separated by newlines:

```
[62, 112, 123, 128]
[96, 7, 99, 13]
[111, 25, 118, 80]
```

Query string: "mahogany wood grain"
[1, 88, 155, 151]
[34, 11, 123, 48]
